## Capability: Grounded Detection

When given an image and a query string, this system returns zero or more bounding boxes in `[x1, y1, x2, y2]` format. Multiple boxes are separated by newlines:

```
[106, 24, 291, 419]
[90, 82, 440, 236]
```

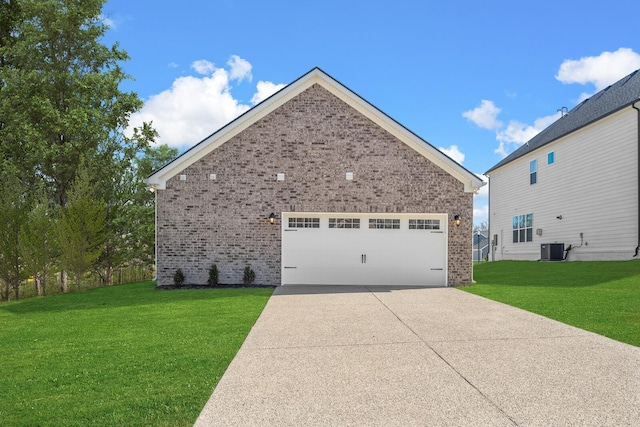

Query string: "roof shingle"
[486, 69, 640, 174]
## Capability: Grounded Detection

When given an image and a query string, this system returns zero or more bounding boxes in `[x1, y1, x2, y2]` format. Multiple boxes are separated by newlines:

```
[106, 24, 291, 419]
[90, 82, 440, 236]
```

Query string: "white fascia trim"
[145, 68, 485, 193]
[145, 72, 320, 190]
[316, 73, 484, 193]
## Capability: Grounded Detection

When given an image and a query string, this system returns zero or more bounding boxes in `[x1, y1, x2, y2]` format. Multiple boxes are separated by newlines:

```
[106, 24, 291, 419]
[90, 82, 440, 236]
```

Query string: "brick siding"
[156, 84, 473, 286]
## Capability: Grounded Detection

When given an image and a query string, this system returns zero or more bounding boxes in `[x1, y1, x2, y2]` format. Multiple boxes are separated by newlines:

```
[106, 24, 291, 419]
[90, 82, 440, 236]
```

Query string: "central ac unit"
[541, 243, 564, 261]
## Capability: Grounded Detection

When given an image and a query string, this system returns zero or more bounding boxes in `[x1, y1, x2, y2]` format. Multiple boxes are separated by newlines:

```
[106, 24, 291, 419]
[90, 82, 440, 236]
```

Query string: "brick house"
[146, 68, 484, 287]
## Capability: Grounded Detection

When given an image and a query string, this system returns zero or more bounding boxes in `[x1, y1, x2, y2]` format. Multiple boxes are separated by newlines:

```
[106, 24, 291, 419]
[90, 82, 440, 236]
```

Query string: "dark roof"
[486, 69, 640, 174]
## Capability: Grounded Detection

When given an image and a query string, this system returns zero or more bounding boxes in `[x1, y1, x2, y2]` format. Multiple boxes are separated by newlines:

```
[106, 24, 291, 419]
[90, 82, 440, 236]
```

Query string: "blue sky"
[102, 0, 640, 225]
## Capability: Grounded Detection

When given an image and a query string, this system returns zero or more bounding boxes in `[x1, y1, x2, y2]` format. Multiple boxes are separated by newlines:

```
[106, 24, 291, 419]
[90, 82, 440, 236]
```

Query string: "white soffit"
[146, 68, 484, 193]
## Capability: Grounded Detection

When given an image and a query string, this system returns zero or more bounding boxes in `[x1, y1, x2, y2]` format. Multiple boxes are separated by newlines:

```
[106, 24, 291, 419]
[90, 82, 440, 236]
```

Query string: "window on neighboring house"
[530, 160, 537, 184]
[512, 214, 533, 243]
[548, 151, 555, 165]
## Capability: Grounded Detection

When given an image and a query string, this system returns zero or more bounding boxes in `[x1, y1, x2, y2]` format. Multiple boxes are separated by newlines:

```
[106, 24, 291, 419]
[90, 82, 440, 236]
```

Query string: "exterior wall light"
[454, 215, 461, 227]
[268, 213, 277, 224]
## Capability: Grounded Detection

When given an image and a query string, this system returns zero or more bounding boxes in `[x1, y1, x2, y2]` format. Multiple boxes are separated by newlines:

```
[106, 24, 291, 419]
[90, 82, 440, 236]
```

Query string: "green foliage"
[0, 0, 145, 206]
[465, 261, 640, 346]
[0, 162, 30, 300]
[120, 144, 177, 265]
[173, 268, 185, 287]
[243, 265, 256, 286]
[208, 264, 219, 286]
[55, 164, 106, 288]
[20, 191, 59, 296]
[0, 281, 273, 426]
[0, 0, 160, 293]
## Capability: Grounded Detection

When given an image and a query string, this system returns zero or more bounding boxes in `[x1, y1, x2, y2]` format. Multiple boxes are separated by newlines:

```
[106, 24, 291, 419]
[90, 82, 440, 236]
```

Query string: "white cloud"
[464, 99, 555, 158]
[494, 113, 558, 157]
[128, 56, 285, 148]
[556, 48, 640, 91]
[474, 174, 488, 198]
[227, 55, 252, 82]
[99, 14, 116, 28]
[473, 203, 488, 226]
[467, 48, 640, 159]
[462, 100, 503, 130]
[473, 174, 488, 226]
[251, 81, 286, 105]
[438, 145, 465, 164]
[464, 97, 557, 158]
[192, 60, 216, 75]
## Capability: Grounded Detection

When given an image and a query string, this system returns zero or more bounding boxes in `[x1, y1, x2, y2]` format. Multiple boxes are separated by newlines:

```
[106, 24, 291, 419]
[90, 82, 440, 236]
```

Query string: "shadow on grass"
[0, 280, 274, 315]
[474, 260, 640, 288]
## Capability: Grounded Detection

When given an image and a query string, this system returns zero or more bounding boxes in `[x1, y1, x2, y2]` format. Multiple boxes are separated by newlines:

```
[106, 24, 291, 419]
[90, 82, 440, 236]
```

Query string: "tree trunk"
[0, 282, 8, 301]
[60, 270, 68, 293]
[12, 279, 19, 300]
[35, 274, 43, 296]
[106, 265, 113, 285]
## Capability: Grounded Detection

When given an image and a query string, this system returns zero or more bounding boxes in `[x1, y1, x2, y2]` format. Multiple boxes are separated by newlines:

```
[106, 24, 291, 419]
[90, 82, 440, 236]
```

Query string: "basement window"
[329, 218, 360, 229]
[409, 219, 440, 230]
[369, 218, 400, 229]
[288, 217, 320, 228]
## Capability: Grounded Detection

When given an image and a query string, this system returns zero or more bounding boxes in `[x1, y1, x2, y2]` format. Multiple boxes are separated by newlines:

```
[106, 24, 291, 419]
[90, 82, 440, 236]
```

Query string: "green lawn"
[466, 260, 640, 347]
[0, 281, 273, 426]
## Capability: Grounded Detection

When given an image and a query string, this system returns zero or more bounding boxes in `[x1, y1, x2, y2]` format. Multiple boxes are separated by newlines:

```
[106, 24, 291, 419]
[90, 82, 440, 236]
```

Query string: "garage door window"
[329, 218, 360, 229]
[409, 219, 440, 230]
[369, 218, 400, 229]
[288, 218, 320, 228]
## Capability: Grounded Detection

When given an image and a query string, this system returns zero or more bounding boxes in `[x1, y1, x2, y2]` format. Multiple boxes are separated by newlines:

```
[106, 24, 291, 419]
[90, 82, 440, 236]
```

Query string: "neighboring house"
[473, 230, 489, 262]
[146, 68, 484, 287]
[486, 69, 640, 261]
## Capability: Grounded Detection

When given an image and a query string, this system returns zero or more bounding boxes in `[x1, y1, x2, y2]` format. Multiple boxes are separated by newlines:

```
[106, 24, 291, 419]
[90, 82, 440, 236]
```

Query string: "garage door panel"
[282, 213, 447, 286]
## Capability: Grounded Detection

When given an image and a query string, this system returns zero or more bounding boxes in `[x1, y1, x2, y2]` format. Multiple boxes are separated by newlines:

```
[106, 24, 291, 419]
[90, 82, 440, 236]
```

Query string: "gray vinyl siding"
[488, 107, 638, 261]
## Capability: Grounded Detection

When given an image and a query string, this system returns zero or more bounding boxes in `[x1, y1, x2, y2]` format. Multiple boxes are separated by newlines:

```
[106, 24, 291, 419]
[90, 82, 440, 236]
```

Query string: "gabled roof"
[146, 67, 484, 192]
[486, 68, 640, 174]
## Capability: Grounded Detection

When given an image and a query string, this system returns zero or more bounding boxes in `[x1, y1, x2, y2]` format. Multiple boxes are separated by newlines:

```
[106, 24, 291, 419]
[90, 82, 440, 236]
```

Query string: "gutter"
[633, 100, 640, 257]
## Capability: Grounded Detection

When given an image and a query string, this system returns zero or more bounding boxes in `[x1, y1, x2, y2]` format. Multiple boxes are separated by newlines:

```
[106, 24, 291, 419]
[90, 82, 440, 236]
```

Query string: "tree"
[126, 144, 178, 263]
[0, 0, 153, 292]
[474, 221, 488, 233]
[92, 124, 158, 285]
[56, 164, 106, 289]
[94, 143, 178, 284]
[20, 192, 58, 296]
[0, 0, 143, 205]
[0, 162, 30, 300]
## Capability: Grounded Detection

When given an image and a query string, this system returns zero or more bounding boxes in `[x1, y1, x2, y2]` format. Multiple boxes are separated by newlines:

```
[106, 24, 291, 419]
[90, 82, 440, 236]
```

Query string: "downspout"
[633, 100, 640, 257]
[487, 174, 493, 261]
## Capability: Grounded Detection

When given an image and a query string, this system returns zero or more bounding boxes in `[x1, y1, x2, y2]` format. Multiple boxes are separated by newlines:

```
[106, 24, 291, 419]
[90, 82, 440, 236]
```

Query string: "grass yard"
[466, 260, 640, 347]
[0, 281, 273, 426]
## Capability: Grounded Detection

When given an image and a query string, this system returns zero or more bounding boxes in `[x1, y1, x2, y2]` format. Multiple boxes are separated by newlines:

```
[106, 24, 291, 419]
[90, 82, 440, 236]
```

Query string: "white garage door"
[281, 213, 447, 286]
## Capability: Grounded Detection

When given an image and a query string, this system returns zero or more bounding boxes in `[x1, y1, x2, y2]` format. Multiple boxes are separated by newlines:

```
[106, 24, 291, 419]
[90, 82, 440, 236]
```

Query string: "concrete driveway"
[195, 286, 640, 426]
